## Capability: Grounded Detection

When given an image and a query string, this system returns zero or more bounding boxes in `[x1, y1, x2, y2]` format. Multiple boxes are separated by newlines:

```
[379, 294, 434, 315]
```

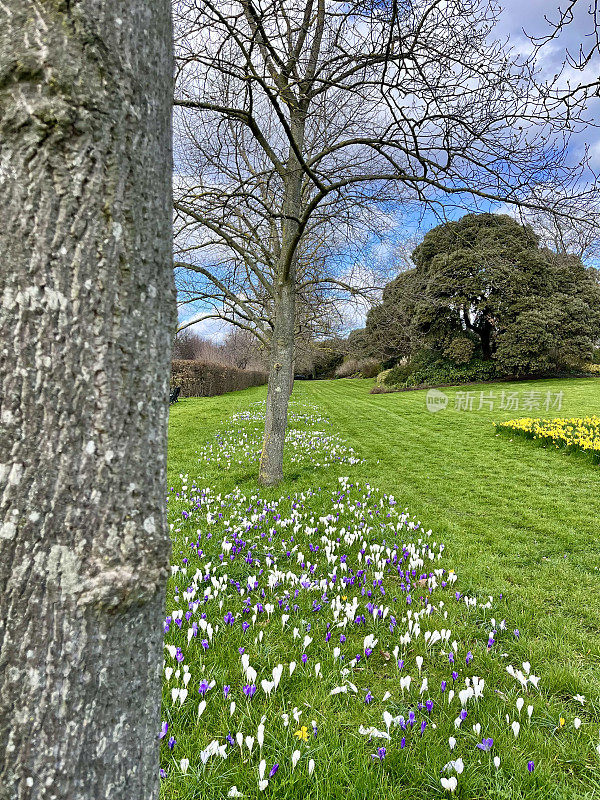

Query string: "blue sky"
[178, 1, 600, 340]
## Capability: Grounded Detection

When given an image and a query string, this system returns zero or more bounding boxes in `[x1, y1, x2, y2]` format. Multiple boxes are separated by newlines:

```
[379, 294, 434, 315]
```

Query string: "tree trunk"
[258, 281, 295, 486]
[0, 3, 174, 799]
[258, 110, 305, 486]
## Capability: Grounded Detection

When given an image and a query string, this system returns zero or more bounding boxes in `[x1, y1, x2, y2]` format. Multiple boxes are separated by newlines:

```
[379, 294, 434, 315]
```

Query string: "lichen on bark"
[0, 2, 175, 797]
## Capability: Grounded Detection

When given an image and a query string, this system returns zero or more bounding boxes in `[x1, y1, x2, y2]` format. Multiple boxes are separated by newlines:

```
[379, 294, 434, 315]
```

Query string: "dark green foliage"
[444, 335, 476, 364]
[383, 354, 498, 388]
[365, 213, 600, 377]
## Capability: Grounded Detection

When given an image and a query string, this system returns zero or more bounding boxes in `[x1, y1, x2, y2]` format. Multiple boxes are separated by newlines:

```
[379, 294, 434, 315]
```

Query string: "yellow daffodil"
[495, 417, 600, 459]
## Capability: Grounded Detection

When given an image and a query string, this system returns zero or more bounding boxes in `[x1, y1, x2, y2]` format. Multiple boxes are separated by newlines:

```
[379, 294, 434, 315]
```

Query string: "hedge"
[171, 360, 267, 398]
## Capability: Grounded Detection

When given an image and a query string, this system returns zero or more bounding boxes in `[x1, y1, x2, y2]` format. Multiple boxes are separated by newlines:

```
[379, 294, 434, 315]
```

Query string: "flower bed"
[161, 404, 599, 798]
[495, 416, 600, 461]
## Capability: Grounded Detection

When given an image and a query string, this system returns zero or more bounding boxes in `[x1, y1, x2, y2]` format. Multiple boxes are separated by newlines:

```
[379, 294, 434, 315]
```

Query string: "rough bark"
[258, 116, 304, 486]
[0, 3, 175, 799]
[259, 280, 295, 486]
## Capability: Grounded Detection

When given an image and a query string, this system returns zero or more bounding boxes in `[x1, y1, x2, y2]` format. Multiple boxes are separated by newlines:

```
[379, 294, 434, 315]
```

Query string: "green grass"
[163, 377, 600, 799]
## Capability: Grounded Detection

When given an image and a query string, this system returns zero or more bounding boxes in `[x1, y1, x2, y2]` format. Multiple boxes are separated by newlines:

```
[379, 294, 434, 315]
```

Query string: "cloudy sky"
[498, 0, 599, 166]
[179, 1, 600, 340]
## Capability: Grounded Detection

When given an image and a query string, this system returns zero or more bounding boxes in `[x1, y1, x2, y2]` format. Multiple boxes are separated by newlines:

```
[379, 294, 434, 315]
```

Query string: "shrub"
[383, 361, 413, 386]
[376, 368, 392, 386]
[360, 359, 381, 378]
[384, 354, 499, 389]
[335, 358, 380, 378]
[444, 336, 475, 364]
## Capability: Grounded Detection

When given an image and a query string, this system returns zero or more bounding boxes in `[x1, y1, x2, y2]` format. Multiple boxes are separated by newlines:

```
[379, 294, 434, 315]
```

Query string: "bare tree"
[509, 206, 600, 262]
[221, 328, 268, 370]
[0, 2, 174, 798]
[172, 0, 596, 485]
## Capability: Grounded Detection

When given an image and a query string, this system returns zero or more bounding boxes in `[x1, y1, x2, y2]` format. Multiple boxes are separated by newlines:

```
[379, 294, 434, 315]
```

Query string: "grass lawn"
[163, 377, 600, 799]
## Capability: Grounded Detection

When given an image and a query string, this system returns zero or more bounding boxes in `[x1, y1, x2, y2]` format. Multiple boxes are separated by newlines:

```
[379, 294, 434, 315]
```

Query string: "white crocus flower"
[440, 776, 457, 793]
[272, 664, 284, 689]
[516, 698, 524, 714]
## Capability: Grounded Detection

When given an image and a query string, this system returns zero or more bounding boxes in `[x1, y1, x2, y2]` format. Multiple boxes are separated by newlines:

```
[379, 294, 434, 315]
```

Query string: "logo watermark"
[426, 389, 449, 413]
[426, 388, 564, 413]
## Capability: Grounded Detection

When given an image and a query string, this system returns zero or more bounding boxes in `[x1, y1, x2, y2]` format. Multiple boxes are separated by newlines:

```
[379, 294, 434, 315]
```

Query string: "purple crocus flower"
[269, 763, 279, 778]
[400, 737, 406, 749]
[159, 768, 167, 778]
[242, 684, 257, 698]
[224, 611, 235, 625]
[441, 680, 447, 692]
[460, 709, 468, 721]
[223, 685, 231, 699]
[168, 736, 176, 750]
[364, 691, 373, 704]
[527, 760, 535, 773]
[514, 629, 520, 639]
[408, 710, 415, 728]
[201, 639, 209, 650]
[371, 747, 386, 761]
[477, 738, 493, 752]
[420, 720, 427, 734]
[175, 647, 184, 663]
[301, 654, 308, 664]
[466, 651, 473, 665]
[426, 700, 433, 713]
[198, 680, 209, 696]
[452, 671, 458, 682]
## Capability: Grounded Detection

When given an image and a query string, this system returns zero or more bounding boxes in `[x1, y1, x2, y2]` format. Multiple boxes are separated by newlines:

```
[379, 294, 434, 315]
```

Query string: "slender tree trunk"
[0, 3, 174, 799]
[259, 281, 296, 485]
[258, 112, 305, 486]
